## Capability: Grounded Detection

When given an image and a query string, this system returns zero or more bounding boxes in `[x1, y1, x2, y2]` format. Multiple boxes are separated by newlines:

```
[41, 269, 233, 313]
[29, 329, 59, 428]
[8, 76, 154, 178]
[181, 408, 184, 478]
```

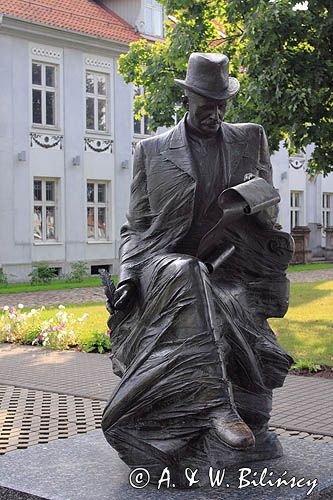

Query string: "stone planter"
[291, 226, 312, 264]
[324, 226, 333, 260]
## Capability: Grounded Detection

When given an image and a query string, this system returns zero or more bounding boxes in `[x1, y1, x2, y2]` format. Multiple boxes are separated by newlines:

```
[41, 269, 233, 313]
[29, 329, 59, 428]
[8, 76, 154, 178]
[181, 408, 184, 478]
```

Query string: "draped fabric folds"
[101, 117, 294, 478]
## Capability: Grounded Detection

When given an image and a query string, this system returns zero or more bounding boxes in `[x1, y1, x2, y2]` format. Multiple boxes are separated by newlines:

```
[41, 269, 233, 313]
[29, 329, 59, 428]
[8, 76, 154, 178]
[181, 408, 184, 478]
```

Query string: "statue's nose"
[212, 106, 220, 119]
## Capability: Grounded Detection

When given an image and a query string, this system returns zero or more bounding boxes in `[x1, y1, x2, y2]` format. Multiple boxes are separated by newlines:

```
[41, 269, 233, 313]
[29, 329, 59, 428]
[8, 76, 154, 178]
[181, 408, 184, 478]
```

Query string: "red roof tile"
[0, 0, 140, 44]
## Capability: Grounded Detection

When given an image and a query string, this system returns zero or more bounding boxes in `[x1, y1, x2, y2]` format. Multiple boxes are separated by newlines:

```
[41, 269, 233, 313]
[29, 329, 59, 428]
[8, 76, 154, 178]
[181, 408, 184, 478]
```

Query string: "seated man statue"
[102, 52, 294, 485]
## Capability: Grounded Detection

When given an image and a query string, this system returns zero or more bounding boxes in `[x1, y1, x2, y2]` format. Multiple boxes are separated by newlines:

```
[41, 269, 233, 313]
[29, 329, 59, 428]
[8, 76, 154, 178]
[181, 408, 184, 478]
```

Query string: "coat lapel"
[160, 115, 196, 180]
[160, 118, 248, 185]
[221, 122, 248, 186]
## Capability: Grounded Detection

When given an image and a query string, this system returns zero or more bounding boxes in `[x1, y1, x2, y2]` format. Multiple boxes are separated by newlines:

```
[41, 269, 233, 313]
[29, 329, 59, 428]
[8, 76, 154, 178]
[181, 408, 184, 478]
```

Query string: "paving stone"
[0, 385, 106, 454]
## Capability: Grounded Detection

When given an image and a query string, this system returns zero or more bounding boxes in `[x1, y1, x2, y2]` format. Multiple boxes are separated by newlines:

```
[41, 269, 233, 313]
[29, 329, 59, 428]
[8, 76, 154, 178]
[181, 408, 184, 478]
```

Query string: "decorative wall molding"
[85, 57, 112, 69]
[30, 133, 63, 150]
[84, 137, 113, 153]
[289, 153, 306, 170]
[31, 47, 62, 59]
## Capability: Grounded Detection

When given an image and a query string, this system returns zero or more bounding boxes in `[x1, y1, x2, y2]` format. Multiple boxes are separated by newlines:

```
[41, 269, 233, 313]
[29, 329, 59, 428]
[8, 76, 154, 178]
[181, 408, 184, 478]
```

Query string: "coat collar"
[161, 114, 248, 182]
[161, 114, 194, 178]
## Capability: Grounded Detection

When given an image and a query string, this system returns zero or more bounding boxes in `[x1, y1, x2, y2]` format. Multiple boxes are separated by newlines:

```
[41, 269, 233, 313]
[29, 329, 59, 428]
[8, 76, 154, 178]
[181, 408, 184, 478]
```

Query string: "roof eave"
[0, 13, 138, 54]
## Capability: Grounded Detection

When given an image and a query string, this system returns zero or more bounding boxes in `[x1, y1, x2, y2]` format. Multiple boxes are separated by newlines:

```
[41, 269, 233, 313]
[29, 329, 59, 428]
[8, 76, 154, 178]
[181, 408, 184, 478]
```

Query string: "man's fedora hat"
[175, 52, 240, 100]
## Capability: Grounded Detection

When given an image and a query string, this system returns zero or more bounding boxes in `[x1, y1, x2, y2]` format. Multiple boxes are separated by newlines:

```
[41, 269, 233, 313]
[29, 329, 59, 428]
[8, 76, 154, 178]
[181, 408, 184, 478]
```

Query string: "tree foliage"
[118, 0, 333, 175]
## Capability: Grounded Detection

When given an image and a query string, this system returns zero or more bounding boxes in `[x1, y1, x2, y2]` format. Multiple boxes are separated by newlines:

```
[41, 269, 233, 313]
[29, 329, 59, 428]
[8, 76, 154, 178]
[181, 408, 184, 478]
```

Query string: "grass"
[0, 277, 104, 294]
[2, 279, 332, 366]
[37, 302, 109, 345]
[288, 263, 333, 272]
[269, 280, 333, 366]
[63, 280, 332, 365]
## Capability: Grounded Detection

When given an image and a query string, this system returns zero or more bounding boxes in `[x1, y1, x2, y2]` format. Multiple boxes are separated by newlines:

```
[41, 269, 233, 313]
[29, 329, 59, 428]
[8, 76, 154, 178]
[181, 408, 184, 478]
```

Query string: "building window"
[33, 179, 58, 241]
[144, 0, 164, 37]
[290, 190, 304, 229]
[87, 181, 109, 240]
[322, 193, 333, 228]
[133, 86, 150, 136]
[32, 62, 57, 127]
[86, 71, 109, 133]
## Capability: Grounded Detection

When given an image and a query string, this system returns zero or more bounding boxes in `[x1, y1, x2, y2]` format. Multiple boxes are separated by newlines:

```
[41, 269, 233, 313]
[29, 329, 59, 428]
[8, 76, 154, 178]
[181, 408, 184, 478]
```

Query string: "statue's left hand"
[113, 281, 137, 311]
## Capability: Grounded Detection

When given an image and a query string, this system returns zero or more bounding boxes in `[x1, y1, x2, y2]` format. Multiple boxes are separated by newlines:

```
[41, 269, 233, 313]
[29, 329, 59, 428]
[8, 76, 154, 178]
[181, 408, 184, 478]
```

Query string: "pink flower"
[106, 329, 111, 336]
[32, 335, 41, 345]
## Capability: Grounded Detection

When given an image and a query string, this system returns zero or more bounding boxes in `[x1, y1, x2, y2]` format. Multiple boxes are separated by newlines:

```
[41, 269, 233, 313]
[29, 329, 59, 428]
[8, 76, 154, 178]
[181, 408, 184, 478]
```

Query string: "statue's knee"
[167, 255, 203, 277]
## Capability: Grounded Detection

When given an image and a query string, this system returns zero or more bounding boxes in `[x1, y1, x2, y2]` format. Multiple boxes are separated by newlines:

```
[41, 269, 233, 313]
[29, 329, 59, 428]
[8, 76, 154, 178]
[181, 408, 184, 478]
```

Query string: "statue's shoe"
[210, 408, 255, 450]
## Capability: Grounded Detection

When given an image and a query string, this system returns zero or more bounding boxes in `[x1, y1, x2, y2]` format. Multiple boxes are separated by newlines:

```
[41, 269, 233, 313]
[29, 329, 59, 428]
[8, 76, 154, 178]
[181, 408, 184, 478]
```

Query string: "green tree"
[118, 0, 332, 175]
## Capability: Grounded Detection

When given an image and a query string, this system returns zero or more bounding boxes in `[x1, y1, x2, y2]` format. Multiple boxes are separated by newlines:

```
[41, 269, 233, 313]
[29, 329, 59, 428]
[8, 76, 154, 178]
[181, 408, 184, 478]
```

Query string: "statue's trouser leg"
[102, 254, 240, 475]
[232, 386, 272, 433]
[209, 279, 276, 439]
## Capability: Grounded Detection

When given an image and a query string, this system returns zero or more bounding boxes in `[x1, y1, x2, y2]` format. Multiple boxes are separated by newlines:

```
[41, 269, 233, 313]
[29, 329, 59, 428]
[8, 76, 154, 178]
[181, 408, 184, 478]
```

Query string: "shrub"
[32, 305, 88, 350]
[0, 269, 8, 286]
[65, 261, 89, 282]
[290, 360, 322, 373]
[0, 305, 41, 344]
[81, 330, 111, 354]
[29, 263, 57, 285]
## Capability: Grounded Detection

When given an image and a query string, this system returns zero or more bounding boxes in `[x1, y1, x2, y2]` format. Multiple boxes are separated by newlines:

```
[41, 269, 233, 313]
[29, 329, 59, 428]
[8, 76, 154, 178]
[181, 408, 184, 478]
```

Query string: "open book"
[197, 176, 280, 272]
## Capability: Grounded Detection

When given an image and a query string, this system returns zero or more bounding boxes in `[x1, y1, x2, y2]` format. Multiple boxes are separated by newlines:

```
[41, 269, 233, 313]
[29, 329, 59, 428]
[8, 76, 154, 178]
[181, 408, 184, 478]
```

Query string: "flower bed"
[0, 304, 111, 353]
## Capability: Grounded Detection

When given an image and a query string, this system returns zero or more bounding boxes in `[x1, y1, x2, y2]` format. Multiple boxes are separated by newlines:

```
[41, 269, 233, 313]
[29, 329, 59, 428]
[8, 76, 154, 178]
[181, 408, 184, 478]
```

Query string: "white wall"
[0, 32, 134, 281]
[105, 0, 142, 28]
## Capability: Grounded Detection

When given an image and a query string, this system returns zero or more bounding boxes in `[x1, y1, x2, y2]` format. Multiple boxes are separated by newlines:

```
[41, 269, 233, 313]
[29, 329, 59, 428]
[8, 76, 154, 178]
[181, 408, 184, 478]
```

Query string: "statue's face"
[186, 91, 228, 136]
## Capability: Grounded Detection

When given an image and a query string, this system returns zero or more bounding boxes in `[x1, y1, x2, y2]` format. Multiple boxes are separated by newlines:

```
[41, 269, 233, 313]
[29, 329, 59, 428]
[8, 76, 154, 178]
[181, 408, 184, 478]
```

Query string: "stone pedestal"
[308, 222, 324, 258]
[324, 227, 333, 260]
[0, 431, 332, 499]
[291, 226, 312, 264]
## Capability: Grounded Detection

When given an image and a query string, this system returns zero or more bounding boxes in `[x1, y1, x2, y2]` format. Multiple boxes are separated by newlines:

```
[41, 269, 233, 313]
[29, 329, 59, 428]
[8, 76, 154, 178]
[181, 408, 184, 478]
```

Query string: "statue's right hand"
[113, 281, 137, 310]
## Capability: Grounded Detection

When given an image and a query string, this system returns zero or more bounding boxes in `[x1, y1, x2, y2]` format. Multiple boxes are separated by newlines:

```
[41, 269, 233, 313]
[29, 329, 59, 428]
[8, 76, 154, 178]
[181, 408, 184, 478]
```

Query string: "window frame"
[86, 181, 110, 242]
[144, 0, 165, 37]
[290, 190, 304, 230]
[31, 61, 58, 129]
[85, 70, 111, 135]
[33, 178, 59, 243]
[133, 86, 151, 137]
[322, 193, 333, 229]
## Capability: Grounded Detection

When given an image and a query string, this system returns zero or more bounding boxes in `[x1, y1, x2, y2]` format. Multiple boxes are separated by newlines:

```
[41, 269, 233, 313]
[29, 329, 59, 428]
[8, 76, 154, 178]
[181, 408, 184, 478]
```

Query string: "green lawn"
[39, 302, 109, 344]
[67, 280, 333, 365]
[288, 263, 333, 272]
[2, 280, 332, 366]
[269, 280, 333, 366]
[0, 277, 105, 294]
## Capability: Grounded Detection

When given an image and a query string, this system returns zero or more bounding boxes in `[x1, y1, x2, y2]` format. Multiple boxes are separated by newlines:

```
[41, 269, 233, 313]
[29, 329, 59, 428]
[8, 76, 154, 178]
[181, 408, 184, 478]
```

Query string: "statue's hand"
[243, 172, 256, 182]
[113, 281, 137, 311]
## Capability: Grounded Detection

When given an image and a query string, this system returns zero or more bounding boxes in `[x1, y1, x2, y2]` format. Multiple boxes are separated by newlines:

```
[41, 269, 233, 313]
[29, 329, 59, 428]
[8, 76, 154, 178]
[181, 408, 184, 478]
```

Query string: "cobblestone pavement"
[0, 287, 105, 308]
[0, 344, 332, 455]
[288, 268, 333, 283]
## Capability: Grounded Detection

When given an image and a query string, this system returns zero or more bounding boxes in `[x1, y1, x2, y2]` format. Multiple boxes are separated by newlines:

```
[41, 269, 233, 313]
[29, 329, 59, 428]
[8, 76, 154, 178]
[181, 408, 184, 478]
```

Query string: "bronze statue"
[101, 53, 294, 486]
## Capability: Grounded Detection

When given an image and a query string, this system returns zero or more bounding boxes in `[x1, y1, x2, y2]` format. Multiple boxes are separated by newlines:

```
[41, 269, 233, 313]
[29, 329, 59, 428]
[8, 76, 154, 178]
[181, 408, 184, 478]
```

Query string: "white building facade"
[0, 1, 146, 281]
[272, 146, 333, 258]
[0, 1, 332, 282]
